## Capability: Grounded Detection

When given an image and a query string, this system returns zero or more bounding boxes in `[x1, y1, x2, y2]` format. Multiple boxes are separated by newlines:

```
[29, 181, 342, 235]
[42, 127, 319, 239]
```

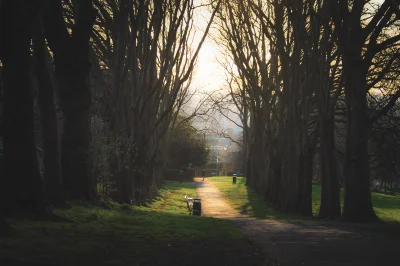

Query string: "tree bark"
[32, 18, 64, 206]
[43, 0, 97, 200]
[342, 68, 378, 222]
[58, 68, 92, 200]
[319, 117, 341, 219]
[299, 138, 316, 216]
[1, 0, 45, 214]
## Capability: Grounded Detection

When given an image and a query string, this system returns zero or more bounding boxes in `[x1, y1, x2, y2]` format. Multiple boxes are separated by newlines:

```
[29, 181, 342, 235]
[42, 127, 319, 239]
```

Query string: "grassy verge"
[312, 185, 400, 222]
[210, 176, 400, 223]
[1, 182, 268, 266]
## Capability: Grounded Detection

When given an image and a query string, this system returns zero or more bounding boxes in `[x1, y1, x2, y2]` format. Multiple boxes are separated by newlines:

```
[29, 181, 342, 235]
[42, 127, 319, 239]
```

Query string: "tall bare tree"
[43, 0, 97, 200]
[331, 0, 400, 221]
[89, 0, 221, 204]
[32, 18, 64, 206]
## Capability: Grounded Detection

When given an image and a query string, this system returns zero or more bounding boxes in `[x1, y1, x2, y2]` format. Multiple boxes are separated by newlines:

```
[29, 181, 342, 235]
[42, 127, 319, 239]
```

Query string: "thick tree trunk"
[32, 19, 64, 206]
[342, 70, 378, 222]
[1, 0, 45, 214]
[58, 70, 92, 200]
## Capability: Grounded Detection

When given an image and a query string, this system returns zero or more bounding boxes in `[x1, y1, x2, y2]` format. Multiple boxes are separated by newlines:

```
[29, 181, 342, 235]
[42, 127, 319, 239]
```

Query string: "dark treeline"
[0, 0, 220, 220]
[214, 0, 400, 222]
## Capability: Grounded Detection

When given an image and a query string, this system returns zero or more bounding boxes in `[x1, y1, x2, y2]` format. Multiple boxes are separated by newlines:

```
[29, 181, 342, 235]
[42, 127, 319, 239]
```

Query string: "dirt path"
[195, 178, 398, 266]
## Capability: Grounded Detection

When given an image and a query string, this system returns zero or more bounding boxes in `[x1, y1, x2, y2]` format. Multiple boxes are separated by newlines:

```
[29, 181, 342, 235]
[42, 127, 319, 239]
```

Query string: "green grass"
[210, 176, 301, 220]
[210, 176, 400, 223]
[371, 192, 400, 222]
[312, 185, 400, 222]
[1, 182, 260, 266]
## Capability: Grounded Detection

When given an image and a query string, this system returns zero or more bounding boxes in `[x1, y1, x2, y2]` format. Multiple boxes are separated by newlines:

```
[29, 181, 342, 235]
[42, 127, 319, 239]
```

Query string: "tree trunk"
[58, 69, 92, 200]
[120, 162, 133, 204]
[1, 0, 45, 214]
[299, 140, 316, 216]
[384, 181, 387, 195]
[342, 69, 378, 222]
[43, 0, 97, 200]
[319, 117, 341, 219]
[32, 18, 64, 206]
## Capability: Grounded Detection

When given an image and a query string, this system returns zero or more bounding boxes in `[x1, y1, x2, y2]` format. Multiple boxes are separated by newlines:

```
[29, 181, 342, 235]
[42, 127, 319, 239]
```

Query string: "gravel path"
[194, 178, 398, 266]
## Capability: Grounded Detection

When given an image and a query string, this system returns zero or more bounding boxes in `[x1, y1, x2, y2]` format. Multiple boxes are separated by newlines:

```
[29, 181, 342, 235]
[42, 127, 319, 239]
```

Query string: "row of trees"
[370, 102, 400, 191]
[166, 116, 209, 170]
[214, 0, 400, 222]
[0, 0, 220, 217]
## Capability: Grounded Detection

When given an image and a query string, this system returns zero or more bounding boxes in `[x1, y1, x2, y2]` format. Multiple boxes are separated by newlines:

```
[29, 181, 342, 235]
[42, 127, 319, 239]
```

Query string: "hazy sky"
[193, 41, 225, 91]
[191, 1, 225, 93]
[186, 2, 241, 132]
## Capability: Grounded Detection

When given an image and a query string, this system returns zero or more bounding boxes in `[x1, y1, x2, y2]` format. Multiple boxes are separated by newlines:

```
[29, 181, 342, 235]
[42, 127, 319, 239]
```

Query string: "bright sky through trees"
[192, 0, 386, 94]
[192, 0, 225, 93]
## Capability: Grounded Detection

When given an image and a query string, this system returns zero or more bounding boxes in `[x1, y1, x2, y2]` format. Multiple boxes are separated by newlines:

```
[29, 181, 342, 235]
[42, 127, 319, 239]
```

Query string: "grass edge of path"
[1, 181, 272, 266]
[209, 176, 400, 223]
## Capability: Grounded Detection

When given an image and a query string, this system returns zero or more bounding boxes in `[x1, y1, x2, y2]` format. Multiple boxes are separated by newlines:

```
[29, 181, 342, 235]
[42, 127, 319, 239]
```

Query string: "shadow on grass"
[1, 203, 249, 266]
[240, 178, 311, 220]
[1, 180, 272, 266]
[210, 176, 300, 220]
[211, 177, 400, 226]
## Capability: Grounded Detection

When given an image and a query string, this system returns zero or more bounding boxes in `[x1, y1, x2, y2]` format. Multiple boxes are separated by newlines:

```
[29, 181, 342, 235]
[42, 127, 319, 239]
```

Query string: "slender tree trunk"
[299, 139, 316, 216]
[0, 0, 4, 218]
[0, 68, 3, 180]
[319, 117, 341, 219]
[32, 18, 64, 206]
[110, 159, 123, 203]
[270, 155, 281, 206]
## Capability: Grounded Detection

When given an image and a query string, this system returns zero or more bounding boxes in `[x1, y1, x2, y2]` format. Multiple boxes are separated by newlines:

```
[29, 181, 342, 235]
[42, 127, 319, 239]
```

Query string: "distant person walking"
[202, 169, 206, 181]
